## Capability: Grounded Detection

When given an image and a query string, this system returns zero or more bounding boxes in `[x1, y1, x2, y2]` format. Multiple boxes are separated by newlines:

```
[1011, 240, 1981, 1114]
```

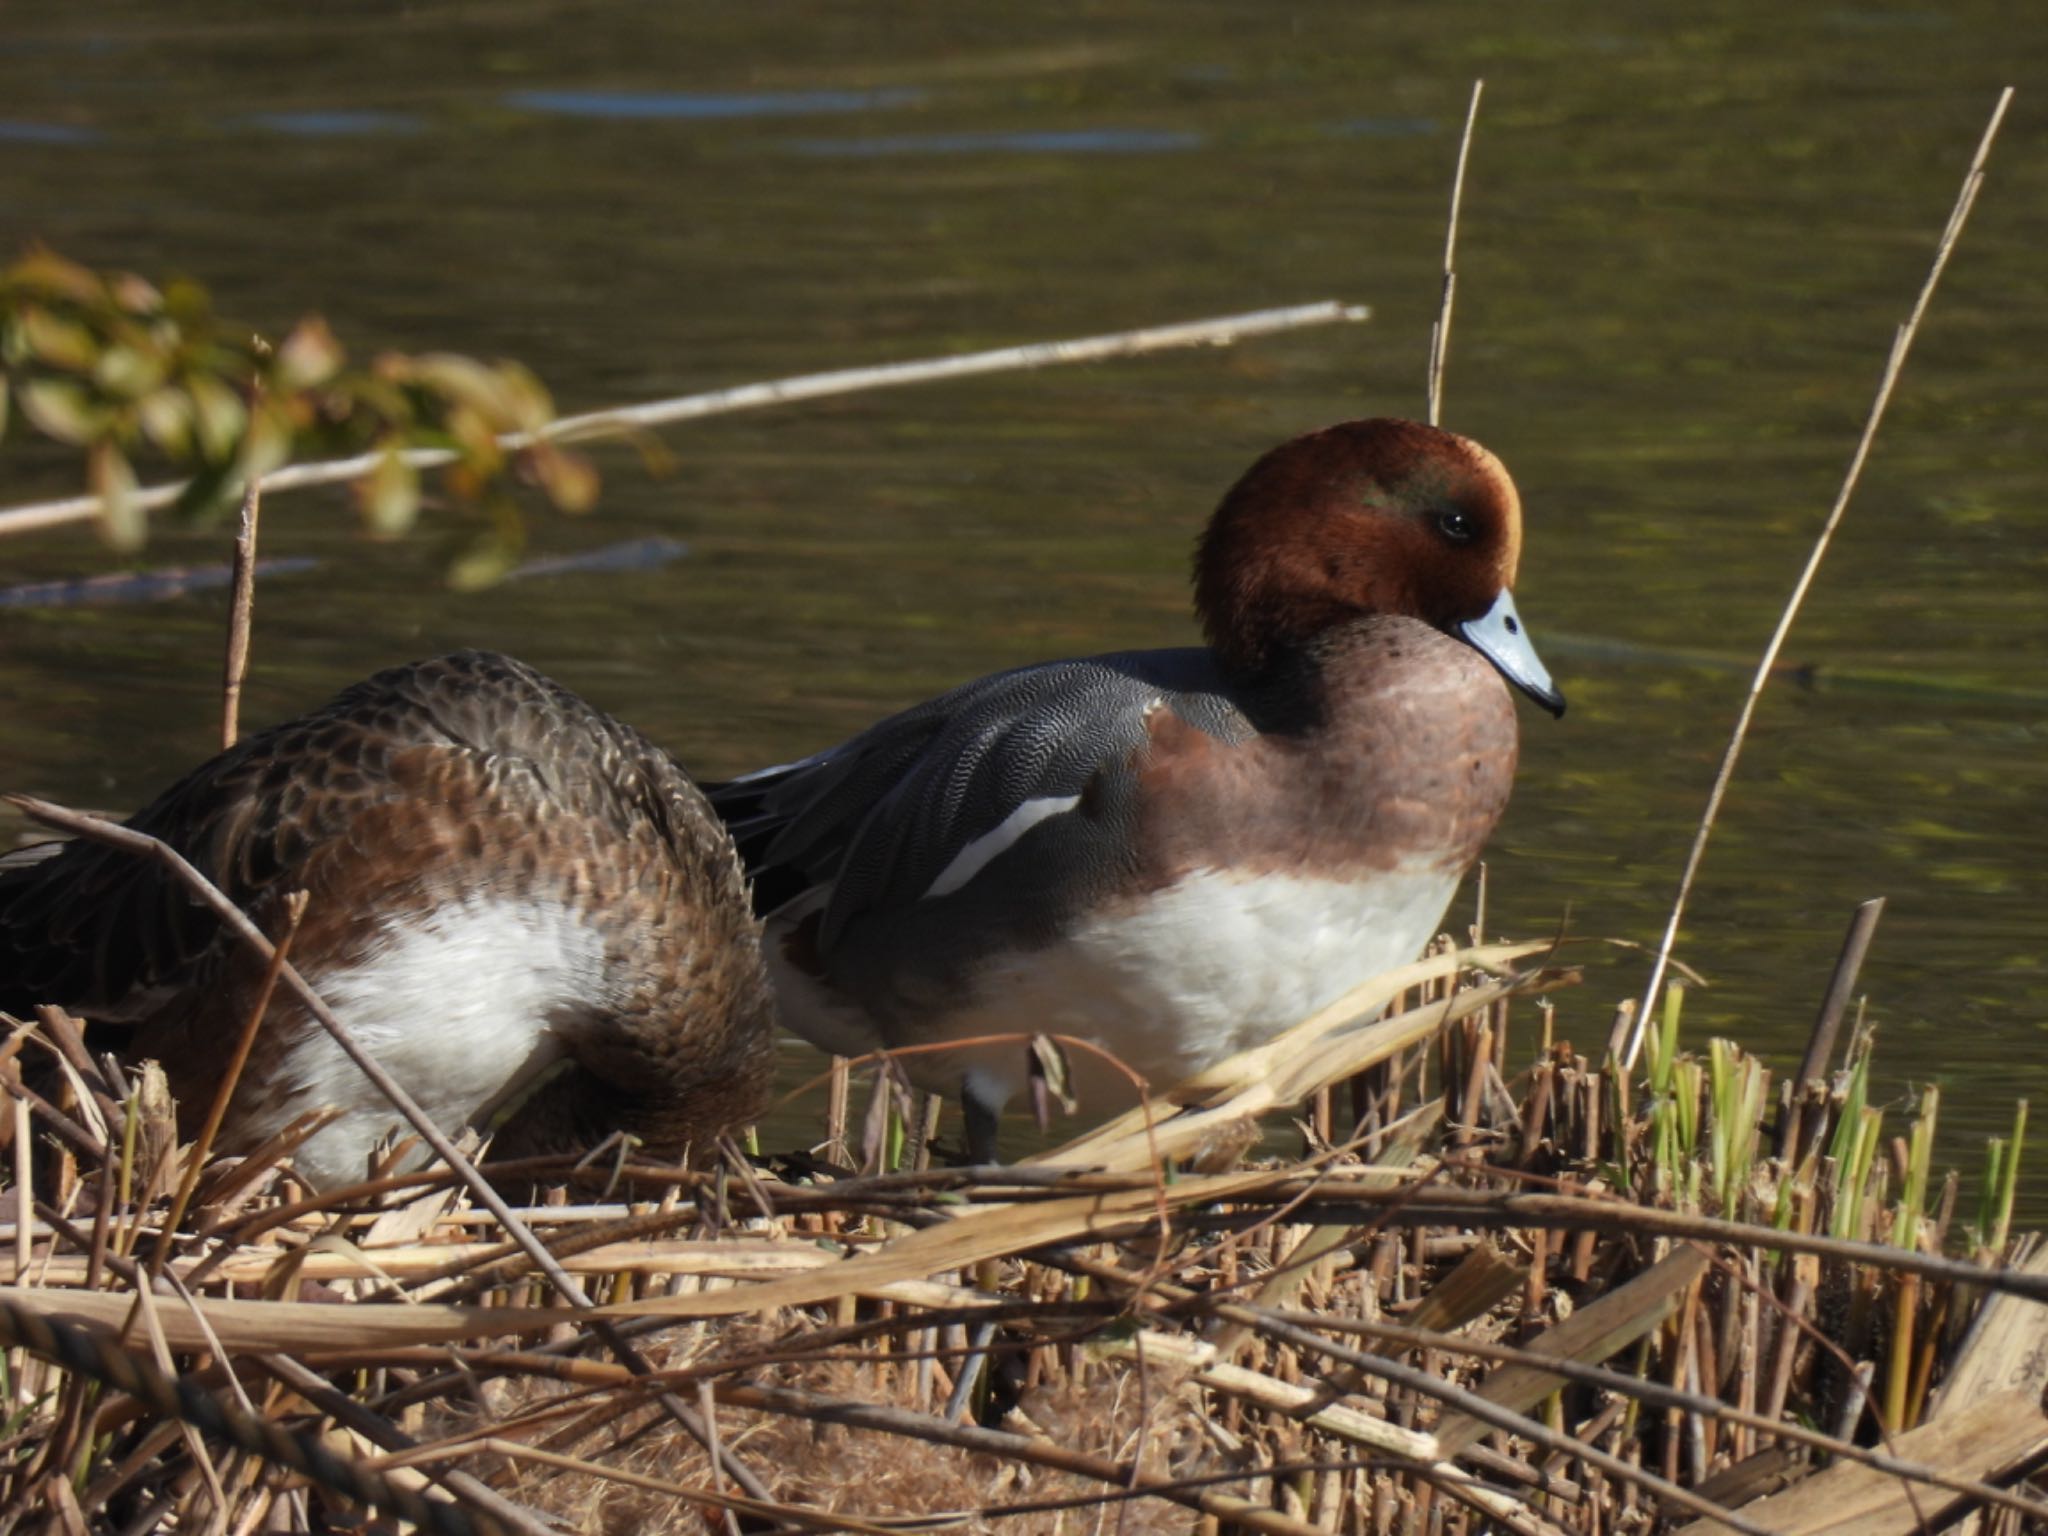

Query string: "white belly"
[778, 864, 1461, 1113]
[241, 896, 609, 1187]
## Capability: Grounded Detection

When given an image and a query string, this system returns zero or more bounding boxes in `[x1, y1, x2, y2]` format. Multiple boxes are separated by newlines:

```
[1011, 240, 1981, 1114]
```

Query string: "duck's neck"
[1231, 615, 1484, 733]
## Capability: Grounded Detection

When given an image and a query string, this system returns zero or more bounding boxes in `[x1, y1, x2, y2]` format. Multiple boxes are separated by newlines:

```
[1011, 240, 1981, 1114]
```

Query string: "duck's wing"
[0, 708, 361, 1023]
[0, 649, 689, 1024]
[704, 648, 1253, 950]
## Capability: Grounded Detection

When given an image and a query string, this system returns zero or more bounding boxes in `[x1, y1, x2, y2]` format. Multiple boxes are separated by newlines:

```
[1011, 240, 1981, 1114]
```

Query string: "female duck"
[1, 650, 775, 1187]
[712, 418, 1563, 1158]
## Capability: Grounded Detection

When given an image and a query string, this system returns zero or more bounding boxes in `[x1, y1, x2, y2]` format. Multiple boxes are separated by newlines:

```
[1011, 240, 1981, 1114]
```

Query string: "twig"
[1216, 1178, 2048, 1302]
[1426, 80, 1484, 428]
[2, 792, 779, 1510]
[1624, 86, 2015, 1068]
[0, 301, 1370, 540]
[220, 478, 261, 749]
[150, 889, 306, 1277]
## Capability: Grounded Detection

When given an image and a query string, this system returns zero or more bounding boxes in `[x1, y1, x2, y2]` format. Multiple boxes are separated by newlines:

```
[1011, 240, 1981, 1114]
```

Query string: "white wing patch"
[924, 794, 1081, 900]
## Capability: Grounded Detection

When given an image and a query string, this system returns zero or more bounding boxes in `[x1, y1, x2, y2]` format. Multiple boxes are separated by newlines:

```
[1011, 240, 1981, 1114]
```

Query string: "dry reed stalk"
[151, 889, 304, 1275]
[1427, 79, 1484, 429]
[220, 476, 261, 750]
[1627, 88, 2016, 1067]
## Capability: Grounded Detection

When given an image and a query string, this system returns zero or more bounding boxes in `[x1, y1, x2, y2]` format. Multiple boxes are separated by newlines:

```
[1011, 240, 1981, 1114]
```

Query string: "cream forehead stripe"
[1449, 433, 1522, 581]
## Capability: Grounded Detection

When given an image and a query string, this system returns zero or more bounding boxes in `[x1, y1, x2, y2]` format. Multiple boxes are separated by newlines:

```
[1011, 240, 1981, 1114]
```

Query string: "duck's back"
[0, 651, 774, 1186]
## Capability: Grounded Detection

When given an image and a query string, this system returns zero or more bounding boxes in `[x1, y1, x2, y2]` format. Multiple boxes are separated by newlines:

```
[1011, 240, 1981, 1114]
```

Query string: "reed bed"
[1, 928, 2042, 1536]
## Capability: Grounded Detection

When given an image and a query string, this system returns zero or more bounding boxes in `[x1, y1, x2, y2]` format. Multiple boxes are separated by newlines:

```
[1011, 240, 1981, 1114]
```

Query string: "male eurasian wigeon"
[0, 650, 775, 1187]
[711, 418, 1563, 1158]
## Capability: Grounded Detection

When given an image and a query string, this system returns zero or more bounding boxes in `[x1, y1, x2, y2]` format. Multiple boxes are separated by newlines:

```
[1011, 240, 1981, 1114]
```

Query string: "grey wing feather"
[706, 648, 1252, 946]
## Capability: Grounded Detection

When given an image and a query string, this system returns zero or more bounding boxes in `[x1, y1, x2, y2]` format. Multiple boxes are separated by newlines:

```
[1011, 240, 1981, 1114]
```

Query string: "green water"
[1, 4, 2043, 1201]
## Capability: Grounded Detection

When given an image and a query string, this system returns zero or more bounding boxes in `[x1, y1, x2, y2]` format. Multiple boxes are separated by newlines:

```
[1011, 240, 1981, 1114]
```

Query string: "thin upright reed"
[1626, 86, 2016, 1068]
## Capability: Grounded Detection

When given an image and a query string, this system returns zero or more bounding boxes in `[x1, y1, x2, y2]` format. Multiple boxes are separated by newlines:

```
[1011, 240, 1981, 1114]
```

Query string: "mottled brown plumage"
[0, 651, 774, 1186]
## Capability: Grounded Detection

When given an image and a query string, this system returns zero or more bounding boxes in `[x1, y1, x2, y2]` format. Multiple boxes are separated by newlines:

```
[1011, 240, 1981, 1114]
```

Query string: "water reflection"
[505, 87, 924, 121]
[788, 128, 1204, 156]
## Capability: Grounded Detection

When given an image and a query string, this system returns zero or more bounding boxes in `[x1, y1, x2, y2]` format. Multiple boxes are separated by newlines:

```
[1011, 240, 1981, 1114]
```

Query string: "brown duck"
[0, 650, 775, 1187]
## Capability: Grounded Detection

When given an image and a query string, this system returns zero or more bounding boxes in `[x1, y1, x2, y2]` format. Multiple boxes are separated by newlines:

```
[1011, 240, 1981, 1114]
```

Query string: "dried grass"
[1, 928, 2043, 1536]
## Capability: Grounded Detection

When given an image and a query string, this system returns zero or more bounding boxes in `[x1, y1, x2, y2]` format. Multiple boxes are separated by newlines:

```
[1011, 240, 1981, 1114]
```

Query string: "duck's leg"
[961, 1077, 1003, 1166]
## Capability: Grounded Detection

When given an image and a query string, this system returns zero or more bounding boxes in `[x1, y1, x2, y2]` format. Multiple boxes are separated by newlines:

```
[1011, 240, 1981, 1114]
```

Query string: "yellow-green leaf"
[447, 532, 521, 591]
[359, 446, 419, 536]
[414, 353, 519, 425]
[89, 440, 145, 550]
[442, 403, 503, 470]
[160, 277, 213, 327]
[529, 444, 599, 513]
[18, 378, 107, 444]
[6, 247, 102, 305]
[273, 316, 344, 392]
[186, 374, 247, 461]
[95, 343, 167, 399]
[236, 403, 293, 481]
[491, 360, 555, 435]
[136, 387, 194, 457]
[20, 304, 99, 372]
[108, 271, 164, 315]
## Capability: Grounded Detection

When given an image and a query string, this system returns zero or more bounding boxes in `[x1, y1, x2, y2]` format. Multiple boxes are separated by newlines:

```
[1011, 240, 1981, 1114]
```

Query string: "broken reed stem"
[254, 1354, 555, 1536]
[1261, 1305, 2048, 1525]
[1426, 79, 1484, 429]
[0, 793, 777, 1508]
[1790, 898, 1886, 1111]
[0, 301, 1370, 540]
[1626, 86, 2016, 1068]
[150, 888, 306, 1277]
[220, 476, 260, 749]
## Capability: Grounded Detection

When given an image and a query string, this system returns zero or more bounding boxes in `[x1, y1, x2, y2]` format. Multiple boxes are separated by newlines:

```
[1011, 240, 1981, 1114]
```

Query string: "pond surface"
[1, 4, 2043, 1202]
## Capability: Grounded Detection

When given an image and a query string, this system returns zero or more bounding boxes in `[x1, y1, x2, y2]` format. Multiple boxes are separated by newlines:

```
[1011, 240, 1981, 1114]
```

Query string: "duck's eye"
[1436, 509, 1476, 544]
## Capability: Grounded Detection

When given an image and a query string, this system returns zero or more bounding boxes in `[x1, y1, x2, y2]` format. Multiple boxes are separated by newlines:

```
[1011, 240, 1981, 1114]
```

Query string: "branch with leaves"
[0, 246, 598, 586]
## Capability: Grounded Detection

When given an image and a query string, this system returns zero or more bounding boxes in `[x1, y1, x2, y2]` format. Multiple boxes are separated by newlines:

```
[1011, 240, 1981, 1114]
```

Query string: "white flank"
[906, 864, 1463, 1111]
[924, 794, 1082, 899]
[242, 897, 610, 1188]
[761, 886, 887, 1059]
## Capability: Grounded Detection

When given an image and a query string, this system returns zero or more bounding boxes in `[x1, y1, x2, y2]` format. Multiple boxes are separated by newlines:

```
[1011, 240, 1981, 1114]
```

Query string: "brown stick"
[151, 887, 305, 1277]
[1796, 897, 1886, 1091]
[220, 477, 261, 749]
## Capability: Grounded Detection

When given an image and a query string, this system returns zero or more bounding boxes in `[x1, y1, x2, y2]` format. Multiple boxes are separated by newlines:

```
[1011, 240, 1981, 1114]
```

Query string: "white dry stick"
[0, 301, 1370, 540]
[1427, 80, 1484, 428]
[1624, 87, 2015, 1070]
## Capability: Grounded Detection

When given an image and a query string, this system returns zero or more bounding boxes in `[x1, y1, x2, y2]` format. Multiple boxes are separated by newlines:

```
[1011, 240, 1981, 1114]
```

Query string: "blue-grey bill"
[1461, 588, 1565, 717]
